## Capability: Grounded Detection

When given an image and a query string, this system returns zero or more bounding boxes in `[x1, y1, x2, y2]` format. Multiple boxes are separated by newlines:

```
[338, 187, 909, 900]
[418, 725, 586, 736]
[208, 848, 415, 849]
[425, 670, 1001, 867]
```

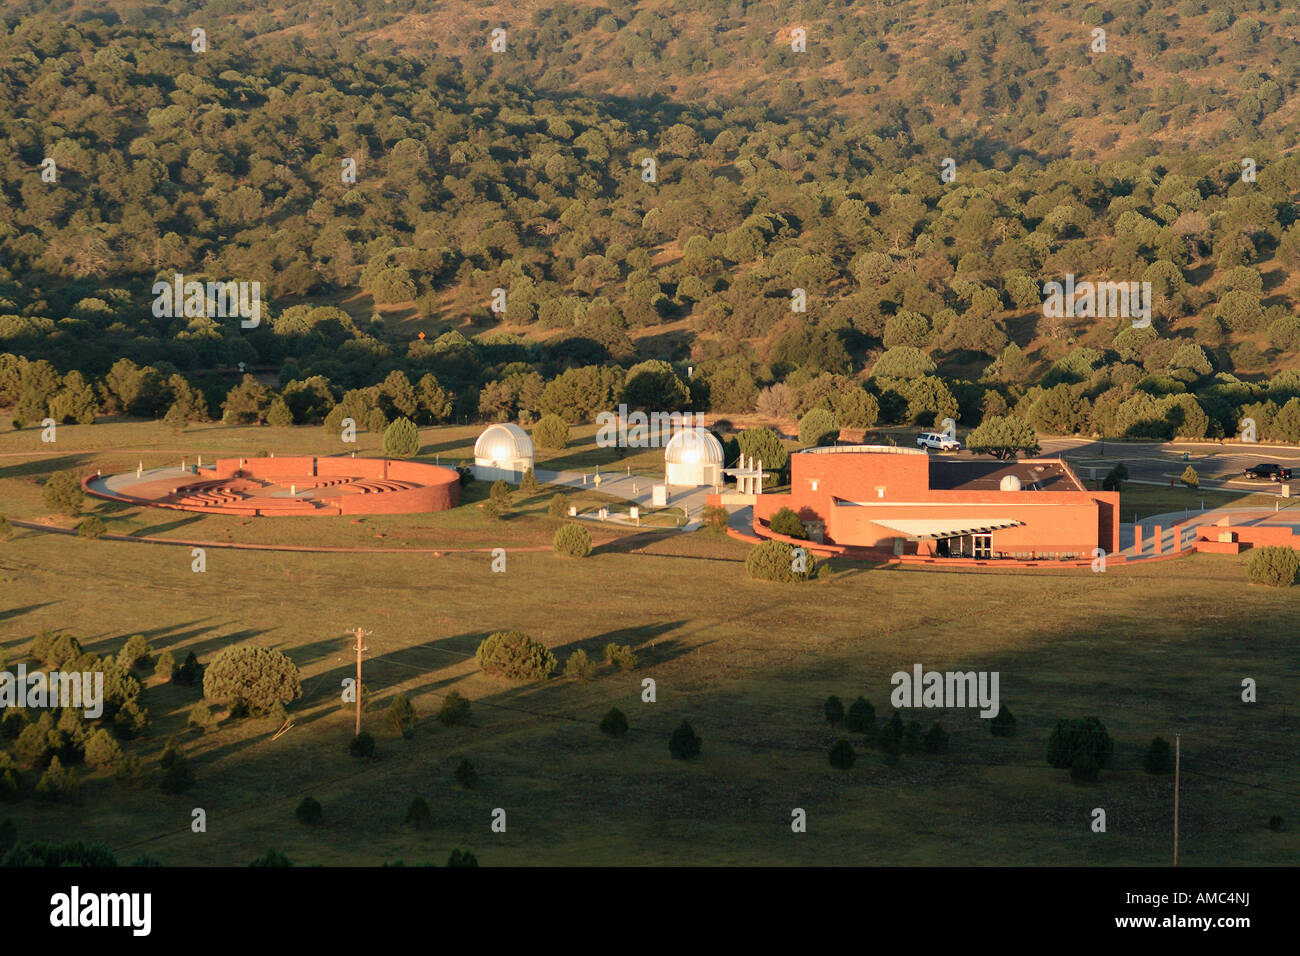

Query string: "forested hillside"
[3, 0, 1300, 441]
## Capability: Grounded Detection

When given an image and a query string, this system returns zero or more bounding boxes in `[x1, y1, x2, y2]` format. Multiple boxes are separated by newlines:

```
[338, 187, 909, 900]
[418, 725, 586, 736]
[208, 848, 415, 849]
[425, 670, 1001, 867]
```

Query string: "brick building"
[751, 445, 1120, 560]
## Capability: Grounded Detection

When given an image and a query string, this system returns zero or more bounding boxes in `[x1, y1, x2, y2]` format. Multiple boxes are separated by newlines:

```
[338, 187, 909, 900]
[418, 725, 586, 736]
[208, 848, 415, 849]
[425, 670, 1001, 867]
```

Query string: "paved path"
[533, 467, 715, 530]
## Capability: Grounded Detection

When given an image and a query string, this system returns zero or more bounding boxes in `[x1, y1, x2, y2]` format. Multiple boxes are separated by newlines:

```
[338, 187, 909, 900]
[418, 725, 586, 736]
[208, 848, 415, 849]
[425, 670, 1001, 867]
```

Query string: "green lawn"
[0, 423, 1295, 866]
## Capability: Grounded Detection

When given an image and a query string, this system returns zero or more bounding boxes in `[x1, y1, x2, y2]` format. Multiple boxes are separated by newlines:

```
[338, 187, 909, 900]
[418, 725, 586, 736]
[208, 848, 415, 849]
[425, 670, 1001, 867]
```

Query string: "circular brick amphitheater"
[84, 456, 460, 517]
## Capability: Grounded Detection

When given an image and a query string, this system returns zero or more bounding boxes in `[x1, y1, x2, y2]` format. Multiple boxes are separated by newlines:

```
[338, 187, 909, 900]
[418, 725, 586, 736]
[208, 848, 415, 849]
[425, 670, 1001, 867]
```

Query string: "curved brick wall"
[86, 457, 459, 516]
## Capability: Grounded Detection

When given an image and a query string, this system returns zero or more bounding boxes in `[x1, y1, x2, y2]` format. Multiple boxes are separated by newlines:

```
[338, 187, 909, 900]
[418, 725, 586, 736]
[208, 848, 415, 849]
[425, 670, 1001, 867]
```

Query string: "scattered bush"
[768, 507, 807, 538]
[250, 849, 293, 867]
[489, 479, 511, 513]
[669, 720, 701, 760]
[1268, 815, 1286, 832]
[437, 690, 472, 727]
[1046, 717, 1114, 770]
[1180, 465, 1199, 488]
[41, 471, 84, 515]
[1101, 462, 1128, 492]
[0, 754, 21, 801]
[405, 796, 432, 828]
[879, 712, 904, 755]
[481, 499, 502, 521]
[158, 750, 195, 795]
[446, 848, 479, 867]
[83, 729, 122, 770]
[565, 648, 597, 681]
[117, 634, 150, 671]
[829, 738, 856, 769]
[548, 494, 569, 518]
[745, 539, 817, 582]
[295, 797, 323, 824]
[187, 705, 218, 733]
[702, 504, 729, 532]
[475, 631, 557, 681]
[845, 697, 876, 734]
[1143, 736, 1173, 774]
[600, 707, 629, 738]
[533, 413, 569, 450]
[77, 516, 106, 539]
[203, 645, 302, 716]
[0, 515, 13, 541]
[553, 523, 592, 557]
[824, 695, 844, 727]
[382, 416, 420, 458]
[922, 722, 949, 754]
[349, 732, 375, 758]
[453, 757, 478, 789]
[386, 692, 416, 738]
[990, 706, 1017, 737]
[1246, 546, 1299, 587]
[603, 643, 638, 670]
[520, 468, 539, 495]
[172, 651, 202, 686]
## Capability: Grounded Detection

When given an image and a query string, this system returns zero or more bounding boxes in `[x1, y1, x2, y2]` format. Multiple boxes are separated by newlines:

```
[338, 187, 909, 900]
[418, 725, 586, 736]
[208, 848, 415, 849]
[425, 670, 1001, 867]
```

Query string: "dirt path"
[8, 518, 642, 555]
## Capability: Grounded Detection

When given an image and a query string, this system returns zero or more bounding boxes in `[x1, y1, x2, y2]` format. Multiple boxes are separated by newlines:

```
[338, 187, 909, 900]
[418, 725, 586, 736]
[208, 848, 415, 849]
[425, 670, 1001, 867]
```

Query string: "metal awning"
[871, 518, 1025, 540]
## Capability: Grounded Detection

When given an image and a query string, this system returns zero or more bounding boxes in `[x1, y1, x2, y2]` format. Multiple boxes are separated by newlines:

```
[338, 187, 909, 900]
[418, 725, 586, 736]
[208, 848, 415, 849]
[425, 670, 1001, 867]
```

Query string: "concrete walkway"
[533, 467, 715, 530]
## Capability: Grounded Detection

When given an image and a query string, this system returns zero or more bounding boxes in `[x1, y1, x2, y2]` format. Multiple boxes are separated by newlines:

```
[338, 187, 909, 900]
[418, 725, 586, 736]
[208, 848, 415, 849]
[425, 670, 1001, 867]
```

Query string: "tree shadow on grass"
[0, 453, 93, 480]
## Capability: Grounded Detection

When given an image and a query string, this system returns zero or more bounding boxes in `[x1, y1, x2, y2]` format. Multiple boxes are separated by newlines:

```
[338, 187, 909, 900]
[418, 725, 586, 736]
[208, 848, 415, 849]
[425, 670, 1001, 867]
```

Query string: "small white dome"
[664, 428, 723, 466]
[1000, 474, 1022, 492]
[474, 423, 534, 463]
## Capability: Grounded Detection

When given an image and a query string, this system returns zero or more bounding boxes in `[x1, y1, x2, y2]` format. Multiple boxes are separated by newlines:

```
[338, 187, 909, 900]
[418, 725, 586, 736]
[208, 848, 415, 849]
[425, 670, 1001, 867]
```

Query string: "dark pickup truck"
[1242, 463, 1294, 481]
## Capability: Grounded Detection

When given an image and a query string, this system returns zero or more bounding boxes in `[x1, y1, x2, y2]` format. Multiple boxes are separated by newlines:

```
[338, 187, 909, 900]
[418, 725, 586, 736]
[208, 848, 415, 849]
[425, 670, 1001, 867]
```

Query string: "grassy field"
[0, 424, 1296, 866]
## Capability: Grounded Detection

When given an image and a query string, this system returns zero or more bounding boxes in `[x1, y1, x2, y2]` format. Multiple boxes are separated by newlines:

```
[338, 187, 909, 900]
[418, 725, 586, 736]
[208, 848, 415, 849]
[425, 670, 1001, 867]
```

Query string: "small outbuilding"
[664, 427, 723, 488]
[474, 423, 534, 483]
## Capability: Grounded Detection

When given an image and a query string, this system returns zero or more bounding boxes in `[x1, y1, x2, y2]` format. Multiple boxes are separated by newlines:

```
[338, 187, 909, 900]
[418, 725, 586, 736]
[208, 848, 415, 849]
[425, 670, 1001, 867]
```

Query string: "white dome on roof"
[664, 427, 723, 466]
[1000, 474, 1022, 492]
[475, 423, 534, 464]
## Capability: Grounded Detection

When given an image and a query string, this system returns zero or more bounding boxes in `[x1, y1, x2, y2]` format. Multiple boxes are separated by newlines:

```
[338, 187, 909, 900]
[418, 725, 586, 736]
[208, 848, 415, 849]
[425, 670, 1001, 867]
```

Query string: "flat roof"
[927, 458, 1085, 492]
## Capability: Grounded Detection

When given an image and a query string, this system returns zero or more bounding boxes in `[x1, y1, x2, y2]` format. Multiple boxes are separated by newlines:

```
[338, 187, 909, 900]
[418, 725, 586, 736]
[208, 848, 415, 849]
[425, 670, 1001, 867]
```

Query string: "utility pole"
[352, 627, 370, 737]
[1173, 733, 1181, 867]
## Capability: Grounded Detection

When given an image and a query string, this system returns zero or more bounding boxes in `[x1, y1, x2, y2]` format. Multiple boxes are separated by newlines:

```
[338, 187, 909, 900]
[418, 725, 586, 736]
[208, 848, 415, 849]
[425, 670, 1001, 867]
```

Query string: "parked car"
[917, 431, 962, 452]
[1242, 463, 1293, 481]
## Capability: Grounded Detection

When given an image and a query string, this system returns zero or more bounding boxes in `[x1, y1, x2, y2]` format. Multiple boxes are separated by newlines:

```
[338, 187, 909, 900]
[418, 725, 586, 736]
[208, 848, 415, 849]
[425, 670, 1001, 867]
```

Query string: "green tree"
[386, 692, 416, 738]
[1143, 736, 1173, 774]
[824, 695, 844, 727]
[669, 720, 701, 760]
[295, 797, 323, 824]
[1246, 546, 1299, 587]
[437, 690, 472, 726]
[845, 697, 875, 734]
[202, 646, 302, 716]
[520, 468, 539, 495]
[745, 539, 817, 582]
[405, 796, 432, 828]
[553, 523, 592, 557]
[736, 427, 789, 473]
[77, 516, 106, 539]
[533, 413, 569, 450]
[41, 471, 84, 516]
[990, 707, 1017, 737]
[382, 416, 420, 458]
[548, 494, 569, 519]
[600, 707, 629, 738]
[1180, 465, 1198, 488]
[768, 507, 806, 538]
[966, 415, 1041, 460]
[798, 407, 838, 446]
[265, 397, 293, 426]
[475, 632, 556, 680]
[1046, 717, 1114, 770]
[349, 732, 376, 758]
[453, 757, 478, 789]
[565, 648, 597, 681]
